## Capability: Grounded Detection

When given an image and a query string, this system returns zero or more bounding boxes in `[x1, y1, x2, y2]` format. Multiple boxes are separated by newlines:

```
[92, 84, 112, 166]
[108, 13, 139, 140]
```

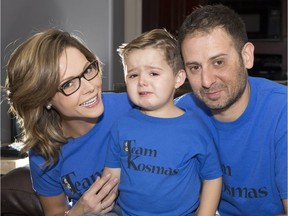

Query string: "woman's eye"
[62, 80, 75, 89]
[84, 65, 93, 75]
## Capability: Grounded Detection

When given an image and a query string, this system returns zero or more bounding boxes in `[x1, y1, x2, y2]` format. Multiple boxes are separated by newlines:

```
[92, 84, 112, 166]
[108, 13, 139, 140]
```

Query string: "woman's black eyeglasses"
[58, 60, 99, 96]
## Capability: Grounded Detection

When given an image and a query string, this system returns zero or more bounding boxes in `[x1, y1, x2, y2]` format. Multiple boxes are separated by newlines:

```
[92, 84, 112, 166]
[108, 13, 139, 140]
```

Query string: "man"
[175, 4, 287, 216]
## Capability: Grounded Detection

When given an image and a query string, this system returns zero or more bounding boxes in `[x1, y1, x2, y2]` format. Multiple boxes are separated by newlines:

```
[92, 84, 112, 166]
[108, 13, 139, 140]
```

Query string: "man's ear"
[242, 42, 254, 69]
[175, 69, 186, 89]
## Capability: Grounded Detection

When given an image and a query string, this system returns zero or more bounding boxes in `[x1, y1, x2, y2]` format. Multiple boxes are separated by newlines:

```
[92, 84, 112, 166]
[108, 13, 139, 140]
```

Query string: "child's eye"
[150, 72, 159, 76]
[127, 73, 138, 79]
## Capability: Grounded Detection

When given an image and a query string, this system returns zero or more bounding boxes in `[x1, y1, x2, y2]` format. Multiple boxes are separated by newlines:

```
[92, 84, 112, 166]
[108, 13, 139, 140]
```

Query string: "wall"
[0, 0, 143, 145]
[124, 0, 142, 43]
[114, 0, 142, 90]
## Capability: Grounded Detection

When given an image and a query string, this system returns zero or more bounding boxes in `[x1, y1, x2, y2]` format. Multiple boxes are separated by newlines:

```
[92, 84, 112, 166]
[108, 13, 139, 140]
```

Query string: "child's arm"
[196, 177, 222, 216]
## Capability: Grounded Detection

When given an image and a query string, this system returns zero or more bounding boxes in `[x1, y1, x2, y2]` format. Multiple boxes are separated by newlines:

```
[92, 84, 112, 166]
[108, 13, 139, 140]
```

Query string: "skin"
[196, 179, 222, 216]
[181, 27, 253, 122]
[39, 47, 118, 216]
[124, 47, 185, 117]
[51, 47, 104, 137]
[181, 27, 287, 214]
[103, 46, 222, 216]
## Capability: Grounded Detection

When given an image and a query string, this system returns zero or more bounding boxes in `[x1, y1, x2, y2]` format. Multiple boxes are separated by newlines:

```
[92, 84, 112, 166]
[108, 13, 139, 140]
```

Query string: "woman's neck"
[61, 118, 98, 138]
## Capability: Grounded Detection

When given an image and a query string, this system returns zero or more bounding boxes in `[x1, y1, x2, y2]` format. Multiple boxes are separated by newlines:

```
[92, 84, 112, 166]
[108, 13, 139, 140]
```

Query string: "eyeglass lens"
[59, 61, 98, 96]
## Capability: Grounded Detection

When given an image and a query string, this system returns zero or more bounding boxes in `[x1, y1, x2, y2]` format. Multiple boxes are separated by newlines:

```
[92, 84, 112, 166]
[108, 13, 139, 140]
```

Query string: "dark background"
[142, 0, 287, 82]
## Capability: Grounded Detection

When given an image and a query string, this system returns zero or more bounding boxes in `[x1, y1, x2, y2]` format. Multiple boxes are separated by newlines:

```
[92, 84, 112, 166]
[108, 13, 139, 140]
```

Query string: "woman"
[5, 28, 133, 216]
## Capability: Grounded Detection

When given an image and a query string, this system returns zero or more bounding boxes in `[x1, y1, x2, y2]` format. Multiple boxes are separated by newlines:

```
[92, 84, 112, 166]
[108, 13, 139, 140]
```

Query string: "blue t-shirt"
[175, 77, 287, 216]
[105, 109, 222, 216]
[29, 92, 133, 205]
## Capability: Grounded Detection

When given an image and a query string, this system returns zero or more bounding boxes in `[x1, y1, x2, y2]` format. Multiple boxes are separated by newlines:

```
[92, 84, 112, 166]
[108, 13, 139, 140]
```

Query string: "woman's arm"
[39, 173, 119, 216]
[196, 177, 222, 216]
[39, 193, 69, 216]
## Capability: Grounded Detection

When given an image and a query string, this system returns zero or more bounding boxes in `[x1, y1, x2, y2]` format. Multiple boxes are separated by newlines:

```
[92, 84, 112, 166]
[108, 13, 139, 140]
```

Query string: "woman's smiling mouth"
[80, 95, 98, 107]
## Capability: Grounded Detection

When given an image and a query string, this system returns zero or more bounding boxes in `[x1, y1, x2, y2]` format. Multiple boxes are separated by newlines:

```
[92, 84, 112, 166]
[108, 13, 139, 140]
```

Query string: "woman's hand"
[39, 173, 119, 216]
[69, 173, 119, 215]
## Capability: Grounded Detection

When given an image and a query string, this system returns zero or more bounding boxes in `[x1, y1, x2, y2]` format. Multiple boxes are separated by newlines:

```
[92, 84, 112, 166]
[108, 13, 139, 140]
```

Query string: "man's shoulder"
[250, 77, 287, 107]
[175, 92, 198, 107]
[249, 77, 287, 94]
[174, 92, 211, 114]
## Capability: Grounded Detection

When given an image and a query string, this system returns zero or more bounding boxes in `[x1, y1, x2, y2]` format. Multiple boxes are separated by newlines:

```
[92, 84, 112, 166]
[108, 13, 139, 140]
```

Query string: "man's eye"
[188, 65, 200, 72]
[214, 60, 224, 66]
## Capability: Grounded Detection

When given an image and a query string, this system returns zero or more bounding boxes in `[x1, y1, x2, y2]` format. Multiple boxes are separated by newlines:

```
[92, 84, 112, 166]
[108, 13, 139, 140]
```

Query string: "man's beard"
[197, 63, 248, 112]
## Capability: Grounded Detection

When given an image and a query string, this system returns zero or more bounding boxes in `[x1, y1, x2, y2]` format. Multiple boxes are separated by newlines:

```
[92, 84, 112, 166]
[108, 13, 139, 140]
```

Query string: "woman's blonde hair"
[5, 28, 102, 166]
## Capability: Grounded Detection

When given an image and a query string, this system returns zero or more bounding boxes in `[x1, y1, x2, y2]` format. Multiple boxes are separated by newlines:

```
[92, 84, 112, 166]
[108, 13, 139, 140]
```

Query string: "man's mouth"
[202, 89, 222, 100]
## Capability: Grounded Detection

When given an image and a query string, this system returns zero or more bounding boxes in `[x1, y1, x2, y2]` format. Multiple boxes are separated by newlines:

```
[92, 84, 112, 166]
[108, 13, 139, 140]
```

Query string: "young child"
[103, 29, 222, 216]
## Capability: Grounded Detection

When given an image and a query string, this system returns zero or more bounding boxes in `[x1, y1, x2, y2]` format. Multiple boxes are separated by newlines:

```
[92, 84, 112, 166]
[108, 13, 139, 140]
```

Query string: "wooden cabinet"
[142, 0, 207, 36]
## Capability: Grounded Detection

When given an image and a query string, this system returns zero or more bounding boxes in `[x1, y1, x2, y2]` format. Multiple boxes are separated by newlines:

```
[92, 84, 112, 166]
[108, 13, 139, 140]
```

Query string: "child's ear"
[175, 69, 186, 89]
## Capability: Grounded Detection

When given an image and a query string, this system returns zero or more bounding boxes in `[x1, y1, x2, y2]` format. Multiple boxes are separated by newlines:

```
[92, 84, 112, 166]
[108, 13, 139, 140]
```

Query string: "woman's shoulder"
[29, 149, 61, 174]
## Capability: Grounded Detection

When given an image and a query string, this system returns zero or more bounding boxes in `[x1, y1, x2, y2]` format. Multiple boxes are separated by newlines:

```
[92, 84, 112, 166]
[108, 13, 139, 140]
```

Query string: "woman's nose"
[81, 77, 96, 93]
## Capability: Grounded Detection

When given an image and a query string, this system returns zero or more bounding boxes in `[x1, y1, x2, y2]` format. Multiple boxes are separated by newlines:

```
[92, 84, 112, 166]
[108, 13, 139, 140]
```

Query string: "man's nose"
[201, 67, 216, 88]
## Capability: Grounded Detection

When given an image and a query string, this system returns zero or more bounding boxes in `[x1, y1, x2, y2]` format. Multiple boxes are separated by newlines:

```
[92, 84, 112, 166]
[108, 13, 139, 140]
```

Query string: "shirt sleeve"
[198, 138, 223, 181]
[105, 123, 121, 169]
[29, 151, 63, 196]
[275, 105, 287, 199]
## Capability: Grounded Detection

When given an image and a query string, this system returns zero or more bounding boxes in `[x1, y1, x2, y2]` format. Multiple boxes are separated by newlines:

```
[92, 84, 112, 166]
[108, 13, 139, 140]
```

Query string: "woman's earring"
[46, 104, 52, 110]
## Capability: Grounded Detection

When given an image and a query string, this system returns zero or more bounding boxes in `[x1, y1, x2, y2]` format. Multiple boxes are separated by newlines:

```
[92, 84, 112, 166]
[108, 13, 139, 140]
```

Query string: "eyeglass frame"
[57, 60, 99, 96]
